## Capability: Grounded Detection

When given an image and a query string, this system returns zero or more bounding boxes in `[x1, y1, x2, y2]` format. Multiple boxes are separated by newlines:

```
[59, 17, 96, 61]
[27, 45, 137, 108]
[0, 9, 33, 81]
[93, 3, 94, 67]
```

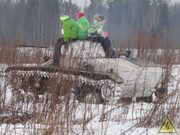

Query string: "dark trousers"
[53, 37, 77, 64]
[89, 37, 114, 57]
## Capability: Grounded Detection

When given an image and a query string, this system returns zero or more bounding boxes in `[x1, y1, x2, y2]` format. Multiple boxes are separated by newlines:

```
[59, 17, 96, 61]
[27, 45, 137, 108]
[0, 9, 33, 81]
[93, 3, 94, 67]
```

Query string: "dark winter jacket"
[62, 18, 77, 42]
[76, 17, 89, 40]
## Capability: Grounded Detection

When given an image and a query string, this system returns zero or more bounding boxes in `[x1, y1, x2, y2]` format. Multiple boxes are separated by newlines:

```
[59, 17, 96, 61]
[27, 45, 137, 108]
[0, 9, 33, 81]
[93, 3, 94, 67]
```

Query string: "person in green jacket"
[76, 10, 89, 40]
[53, 13, 77, 66]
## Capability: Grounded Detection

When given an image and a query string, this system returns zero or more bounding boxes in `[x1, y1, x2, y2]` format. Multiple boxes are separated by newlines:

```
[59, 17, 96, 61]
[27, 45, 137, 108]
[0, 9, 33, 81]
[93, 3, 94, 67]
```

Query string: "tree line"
[0, 0, 180, 48]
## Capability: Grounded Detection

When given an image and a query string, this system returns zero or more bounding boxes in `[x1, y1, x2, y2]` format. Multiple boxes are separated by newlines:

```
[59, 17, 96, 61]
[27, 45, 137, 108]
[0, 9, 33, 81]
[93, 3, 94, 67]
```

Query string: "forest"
[0, 0, 180, 48]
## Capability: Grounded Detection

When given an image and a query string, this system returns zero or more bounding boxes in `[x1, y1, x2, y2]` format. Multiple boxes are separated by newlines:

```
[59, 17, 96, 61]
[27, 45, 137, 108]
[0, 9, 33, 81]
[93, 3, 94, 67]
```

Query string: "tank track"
[6, 66, 116, 104]
[7, 70, 114, 86]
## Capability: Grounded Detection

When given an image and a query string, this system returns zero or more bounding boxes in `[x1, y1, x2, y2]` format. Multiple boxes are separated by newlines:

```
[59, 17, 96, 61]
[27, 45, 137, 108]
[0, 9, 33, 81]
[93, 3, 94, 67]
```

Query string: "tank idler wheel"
[155, 87, 167, 99]
[9, 75, 23, 90]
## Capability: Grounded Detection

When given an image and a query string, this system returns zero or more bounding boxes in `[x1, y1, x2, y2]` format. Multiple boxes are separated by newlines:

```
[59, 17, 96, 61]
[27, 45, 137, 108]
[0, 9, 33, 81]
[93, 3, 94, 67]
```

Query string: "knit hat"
[94, 15, 105, 22]
[98, 15, 105, 21]
[77, 10, 85, 19]
[60, 13, 69, 21]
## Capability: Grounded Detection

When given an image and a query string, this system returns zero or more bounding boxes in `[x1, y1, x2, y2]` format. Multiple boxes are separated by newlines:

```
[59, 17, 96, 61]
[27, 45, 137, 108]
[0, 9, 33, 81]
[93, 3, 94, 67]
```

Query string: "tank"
[5, 41, 169, 104]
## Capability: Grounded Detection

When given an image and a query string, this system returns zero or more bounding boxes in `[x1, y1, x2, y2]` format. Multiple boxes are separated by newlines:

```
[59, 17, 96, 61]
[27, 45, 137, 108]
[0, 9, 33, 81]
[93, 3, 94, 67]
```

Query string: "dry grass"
[0, 34, 180, 135]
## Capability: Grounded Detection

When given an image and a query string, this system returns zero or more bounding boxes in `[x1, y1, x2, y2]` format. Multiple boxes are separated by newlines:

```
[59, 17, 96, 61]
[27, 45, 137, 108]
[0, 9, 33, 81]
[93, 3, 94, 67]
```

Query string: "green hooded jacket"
[63, 19, 77, 42]
[76, 17, 89, 40]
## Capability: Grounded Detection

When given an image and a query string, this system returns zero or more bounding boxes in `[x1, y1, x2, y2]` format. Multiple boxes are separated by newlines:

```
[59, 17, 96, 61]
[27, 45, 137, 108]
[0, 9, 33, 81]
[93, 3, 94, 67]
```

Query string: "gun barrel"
[17, 44, 49, 48]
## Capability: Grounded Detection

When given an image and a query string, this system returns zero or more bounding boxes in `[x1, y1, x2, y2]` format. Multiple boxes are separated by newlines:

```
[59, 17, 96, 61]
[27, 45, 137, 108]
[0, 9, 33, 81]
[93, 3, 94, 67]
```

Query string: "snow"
[0, 102, 161, 134]
[0, 63, 180, 135]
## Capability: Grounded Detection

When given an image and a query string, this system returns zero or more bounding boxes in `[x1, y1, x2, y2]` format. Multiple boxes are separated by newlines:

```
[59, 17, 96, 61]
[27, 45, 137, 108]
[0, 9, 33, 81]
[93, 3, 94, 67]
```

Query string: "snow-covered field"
[0, 63, 180, 135]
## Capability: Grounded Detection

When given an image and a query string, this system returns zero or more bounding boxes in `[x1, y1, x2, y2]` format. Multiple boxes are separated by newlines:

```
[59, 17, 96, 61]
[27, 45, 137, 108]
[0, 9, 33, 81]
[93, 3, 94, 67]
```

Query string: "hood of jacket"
[77, 17, 89, 30]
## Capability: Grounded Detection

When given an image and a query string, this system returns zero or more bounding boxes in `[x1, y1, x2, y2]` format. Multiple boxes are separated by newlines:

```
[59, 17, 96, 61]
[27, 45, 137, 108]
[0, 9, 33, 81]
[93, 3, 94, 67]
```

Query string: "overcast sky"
[170, 0, 180, 5]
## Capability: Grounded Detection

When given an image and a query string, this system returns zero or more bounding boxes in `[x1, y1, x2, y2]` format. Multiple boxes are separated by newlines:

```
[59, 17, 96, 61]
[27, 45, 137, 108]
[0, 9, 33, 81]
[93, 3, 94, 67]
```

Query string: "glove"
[102, 31, 108, 37]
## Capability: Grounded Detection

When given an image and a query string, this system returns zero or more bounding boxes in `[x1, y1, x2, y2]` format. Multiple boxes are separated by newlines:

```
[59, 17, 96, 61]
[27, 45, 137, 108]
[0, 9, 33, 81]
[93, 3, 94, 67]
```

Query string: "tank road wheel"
[28, 76, 49, 95]
[84, 91, 103, 104]
[24, 92, 35, 103]
[101, 83, 114, 101]
[76, 83, 103, 104]
[9, 74, 23, 91]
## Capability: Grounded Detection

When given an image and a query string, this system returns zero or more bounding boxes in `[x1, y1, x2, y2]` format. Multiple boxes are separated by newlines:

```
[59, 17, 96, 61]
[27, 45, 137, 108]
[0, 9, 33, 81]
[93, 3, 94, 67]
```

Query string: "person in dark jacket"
[53, 14, 77, 66]
[88, 15, 114, 57]
[88, 15, 131, 58]
[76, 10, 89, 40]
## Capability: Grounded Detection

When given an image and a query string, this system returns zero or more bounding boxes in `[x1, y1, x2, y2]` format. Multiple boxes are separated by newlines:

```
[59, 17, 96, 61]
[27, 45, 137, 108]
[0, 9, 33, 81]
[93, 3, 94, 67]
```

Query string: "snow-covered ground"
[0, 64, 180, 135]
